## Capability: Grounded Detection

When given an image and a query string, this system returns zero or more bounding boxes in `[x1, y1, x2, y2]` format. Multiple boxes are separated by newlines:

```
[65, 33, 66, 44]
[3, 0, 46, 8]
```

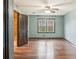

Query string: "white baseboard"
[64, 38, 76, 47]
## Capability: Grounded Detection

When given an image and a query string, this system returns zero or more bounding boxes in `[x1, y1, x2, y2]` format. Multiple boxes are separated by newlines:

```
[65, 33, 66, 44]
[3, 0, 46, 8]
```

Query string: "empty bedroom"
[13, 0, 76, 59]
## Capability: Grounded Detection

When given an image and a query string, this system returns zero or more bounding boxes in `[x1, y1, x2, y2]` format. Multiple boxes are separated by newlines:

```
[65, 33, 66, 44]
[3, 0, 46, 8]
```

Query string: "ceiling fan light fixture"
[44, 10, 51, 13]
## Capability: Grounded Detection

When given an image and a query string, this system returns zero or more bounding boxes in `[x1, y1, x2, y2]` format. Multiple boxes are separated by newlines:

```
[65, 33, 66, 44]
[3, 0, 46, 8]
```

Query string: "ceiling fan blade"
[17, 4, 43, 7]
[50, 10, 56, 13]
[51, 8, 59, 10]
[53, 1, 75, 6]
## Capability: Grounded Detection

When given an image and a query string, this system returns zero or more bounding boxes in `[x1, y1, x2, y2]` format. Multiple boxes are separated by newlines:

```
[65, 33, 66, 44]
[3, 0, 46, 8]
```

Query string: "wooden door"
[17, 14, 28, 46]
[23, 15, 28, 44]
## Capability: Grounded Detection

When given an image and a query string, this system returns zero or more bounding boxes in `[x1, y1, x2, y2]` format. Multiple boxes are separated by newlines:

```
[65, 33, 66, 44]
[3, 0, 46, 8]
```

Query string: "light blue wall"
[29, 15, 64, 38]
[9, 0, 14, 59]
[64, 9, 76, 45]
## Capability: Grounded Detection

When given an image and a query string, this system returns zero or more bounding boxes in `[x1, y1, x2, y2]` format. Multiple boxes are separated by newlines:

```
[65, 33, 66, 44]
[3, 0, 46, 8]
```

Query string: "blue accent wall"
[64, 9, 76, 45]
[29, 15, 64, 38]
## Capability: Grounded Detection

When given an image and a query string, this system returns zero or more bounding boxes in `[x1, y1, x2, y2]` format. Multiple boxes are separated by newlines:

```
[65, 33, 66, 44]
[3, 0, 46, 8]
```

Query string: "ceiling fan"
[15, 0, 75, 13]
[43, 5, 59, 13]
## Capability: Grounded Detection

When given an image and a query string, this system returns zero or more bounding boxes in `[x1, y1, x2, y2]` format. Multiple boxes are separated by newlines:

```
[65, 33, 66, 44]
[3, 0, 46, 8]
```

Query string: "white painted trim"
[65, 38, 76, 47]
[28, 15, 30, 46]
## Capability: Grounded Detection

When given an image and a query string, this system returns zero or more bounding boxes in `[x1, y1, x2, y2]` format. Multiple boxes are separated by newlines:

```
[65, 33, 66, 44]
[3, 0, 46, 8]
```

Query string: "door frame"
[4, 0, 29, 59]
[14, 10, 20, 47]
[14, 11, 29, 47]
[4, 0, 9, 59]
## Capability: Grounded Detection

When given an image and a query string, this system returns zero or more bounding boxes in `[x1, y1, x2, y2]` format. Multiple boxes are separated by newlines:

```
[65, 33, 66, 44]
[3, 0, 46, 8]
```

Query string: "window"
[37, 17, 55, 33]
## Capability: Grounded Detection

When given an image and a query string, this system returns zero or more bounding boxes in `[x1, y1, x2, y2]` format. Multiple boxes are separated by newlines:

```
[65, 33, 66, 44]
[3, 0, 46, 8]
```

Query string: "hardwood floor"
[14, 39, 76, 59]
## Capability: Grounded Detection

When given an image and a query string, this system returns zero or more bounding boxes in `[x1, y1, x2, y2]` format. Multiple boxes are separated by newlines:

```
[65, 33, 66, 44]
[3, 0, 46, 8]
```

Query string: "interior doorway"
[13, 11, 29, 48]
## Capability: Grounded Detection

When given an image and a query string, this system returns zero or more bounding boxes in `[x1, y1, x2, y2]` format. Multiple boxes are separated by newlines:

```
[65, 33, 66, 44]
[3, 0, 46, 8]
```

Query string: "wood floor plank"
[14, 39, 76, 59]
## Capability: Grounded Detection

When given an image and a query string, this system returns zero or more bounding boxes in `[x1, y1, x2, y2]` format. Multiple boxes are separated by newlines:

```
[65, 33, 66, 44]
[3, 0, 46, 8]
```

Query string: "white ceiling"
[14, 0, 76, 15]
